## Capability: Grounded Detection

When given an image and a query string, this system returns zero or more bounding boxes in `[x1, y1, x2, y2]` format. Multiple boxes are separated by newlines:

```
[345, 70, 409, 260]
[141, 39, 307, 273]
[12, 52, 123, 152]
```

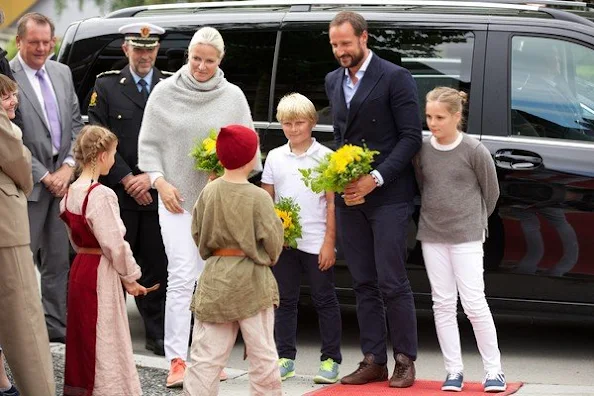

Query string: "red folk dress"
[60, 182, 142, 396]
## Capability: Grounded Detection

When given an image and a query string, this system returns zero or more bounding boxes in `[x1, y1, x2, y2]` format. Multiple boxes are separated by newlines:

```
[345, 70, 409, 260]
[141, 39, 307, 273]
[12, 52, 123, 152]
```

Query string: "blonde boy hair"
[276, 93, 318, 124]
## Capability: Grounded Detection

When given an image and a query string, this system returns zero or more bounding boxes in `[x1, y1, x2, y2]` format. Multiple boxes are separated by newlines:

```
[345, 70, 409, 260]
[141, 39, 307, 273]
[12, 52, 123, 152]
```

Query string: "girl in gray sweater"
[415, 87, 506, 393]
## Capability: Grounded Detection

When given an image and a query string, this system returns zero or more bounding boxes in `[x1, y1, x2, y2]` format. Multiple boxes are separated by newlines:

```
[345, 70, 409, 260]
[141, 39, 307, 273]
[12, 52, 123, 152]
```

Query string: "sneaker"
[0, 385, 19, 396]
[314, 358, 340, 384]
[220, 369, 228, 381]
[484, 372, 507, 393]
[441, 372, 464, 392]
[166, 357, 186, 388]
[278, 358, 295, 381]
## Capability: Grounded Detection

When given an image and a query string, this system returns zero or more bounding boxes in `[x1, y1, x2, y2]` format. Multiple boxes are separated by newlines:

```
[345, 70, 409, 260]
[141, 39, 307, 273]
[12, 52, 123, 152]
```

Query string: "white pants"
[183, 308, 281, 396]
[422, 241, 502, 375]
[158, 201, 203, 361]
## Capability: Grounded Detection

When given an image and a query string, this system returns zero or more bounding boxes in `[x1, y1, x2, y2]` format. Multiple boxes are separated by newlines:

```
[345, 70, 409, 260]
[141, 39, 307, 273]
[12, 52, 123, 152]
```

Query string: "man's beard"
[337, 50, 364, 69]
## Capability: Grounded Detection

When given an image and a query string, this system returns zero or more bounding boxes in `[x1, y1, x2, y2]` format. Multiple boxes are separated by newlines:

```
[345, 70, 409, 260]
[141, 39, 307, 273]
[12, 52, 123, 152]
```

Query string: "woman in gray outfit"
[138, 26, 255, 388]
[415, 87, 506, 393]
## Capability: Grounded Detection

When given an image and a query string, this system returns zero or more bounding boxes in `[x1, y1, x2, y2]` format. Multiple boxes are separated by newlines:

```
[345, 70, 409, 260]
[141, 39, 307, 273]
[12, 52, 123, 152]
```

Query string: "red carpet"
[304, 380, 523, 395]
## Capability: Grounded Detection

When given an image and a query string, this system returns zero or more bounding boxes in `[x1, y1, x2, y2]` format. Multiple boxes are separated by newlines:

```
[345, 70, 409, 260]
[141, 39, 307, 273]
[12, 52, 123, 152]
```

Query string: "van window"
[275, 28, 474, 129]
[77, 30, 276, 121]
[510, 36, 594, 142]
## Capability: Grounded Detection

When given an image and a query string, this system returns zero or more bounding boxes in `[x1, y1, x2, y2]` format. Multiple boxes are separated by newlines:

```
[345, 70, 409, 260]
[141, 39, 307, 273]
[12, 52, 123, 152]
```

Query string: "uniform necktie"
[35, 68, 62, 151]
[138, 78, 149, 102]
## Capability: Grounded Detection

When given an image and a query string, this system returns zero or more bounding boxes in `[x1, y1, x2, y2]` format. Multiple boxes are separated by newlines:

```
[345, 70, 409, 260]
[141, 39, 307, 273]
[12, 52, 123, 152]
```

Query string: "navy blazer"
[325, 53, 422, 207]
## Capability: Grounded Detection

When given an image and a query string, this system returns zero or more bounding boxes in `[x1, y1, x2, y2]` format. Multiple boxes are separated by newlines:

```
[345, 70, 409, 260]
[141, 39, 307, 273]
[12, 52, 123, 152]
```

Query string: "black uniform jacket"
[88, 65, 172, 211]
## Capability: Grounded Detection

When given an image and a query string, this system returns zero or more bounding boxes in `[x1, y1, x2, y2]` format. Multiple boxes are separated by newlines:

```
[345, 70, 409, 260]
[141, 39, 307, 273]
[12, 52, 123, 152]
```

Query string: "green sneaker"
[278, 358, 295, 381]
[313, 358, 340, 384]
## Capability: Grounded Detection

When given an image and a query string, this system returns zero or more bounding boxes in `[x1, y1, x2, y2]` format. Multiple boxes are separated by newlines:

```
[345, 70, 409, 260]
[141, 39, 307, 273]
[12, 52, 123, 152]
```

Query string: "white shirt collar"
[430, 132, 464, 151]
[282, 138, 321, 157]
[343, 50, 374, 78]
[17, 52, 47, 79]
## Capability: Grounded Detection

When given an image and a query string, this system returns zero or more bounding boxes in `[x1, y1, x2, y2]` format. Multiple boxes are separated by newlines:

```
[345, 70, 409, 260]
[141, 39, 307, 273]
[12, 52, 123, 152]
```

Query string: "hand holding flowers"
[274, 197, 302, 249]
[190, 129, 224, 180]
[299, 144, 379, 205]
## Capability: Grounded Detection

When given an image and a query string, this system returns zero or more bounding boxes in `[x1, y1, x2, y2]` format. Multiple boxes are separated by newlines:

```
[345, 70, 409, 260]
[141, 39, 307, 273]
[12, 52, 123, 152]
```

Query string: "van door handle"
[494, 149, 543, 170]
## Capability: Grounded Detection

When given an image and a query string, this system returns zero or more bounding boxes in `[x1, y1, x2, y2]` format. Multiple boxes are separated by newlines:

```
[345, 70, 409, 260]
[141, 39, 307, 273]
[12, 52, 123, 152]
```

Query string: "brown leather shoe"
[389, 353, 415, 388]
[340, 354, 388, 385]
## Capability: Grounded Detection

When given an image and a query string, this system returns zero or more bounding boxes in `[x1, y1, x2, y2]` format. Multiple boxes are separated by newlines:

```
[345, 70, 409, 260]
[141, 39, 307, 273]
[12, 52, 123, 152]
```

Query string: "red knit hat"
[216, 124, 259, 170]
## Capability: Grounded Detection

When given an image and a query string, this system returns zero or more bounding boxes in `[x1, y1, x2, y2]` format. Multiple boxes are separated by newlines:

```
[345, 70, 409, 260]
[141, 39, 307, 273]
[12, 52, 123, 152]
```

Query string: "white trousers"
[183, 308, 281, 396]
[158, 201, 203, 361]
[422, 240, 502, 375]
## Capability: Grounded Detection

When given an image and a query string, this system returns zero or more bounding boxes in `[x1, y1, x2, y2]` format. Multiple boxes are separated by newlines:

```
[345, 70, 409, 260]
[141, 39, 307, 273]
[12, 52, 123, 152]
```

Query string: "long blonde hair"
[426, 87, 468, 130]
[73, 125, 117, 180]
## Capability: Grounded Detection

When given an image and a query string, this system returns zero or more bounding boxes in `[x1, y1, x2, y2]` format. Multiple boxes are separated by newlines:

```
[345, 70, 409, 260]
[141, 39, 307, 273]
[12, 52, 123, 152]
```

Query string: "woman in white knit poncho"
[137, 26, 255, 388]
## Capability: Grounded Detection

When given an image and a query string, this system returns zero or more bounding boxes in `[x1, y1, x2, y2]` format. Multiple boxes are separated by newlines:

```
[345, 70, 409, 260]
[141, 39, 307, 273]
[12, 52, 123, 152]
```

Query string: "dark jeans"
[337, 201, 418, 364]
[272, 248, 342, 363]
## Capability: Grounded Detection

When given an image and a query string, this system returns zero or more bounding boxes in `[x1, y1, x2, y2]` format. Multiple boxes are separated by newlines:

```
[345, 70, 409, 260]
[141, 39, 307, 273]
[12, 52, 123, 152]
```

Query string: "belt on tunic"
[78, 247, 102, 255]
[212, 248, 246, 257]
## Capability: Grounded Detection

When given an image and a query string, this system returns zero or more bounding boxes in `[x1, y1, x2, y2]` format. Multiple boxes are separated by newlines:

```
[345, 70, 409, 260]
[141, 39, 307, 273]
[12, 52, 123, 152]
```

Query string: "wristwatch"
[370, 172, 381, 187]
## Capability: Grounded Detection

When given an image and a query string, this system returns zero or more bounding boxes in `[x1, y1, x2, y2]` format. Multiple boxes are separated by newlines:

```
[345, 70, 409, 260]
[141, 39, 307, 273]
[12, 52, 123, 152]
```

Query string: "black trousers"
[272, 248, 342, 363]
[120, 209, 168, 341]
[336, 201, 418, 364]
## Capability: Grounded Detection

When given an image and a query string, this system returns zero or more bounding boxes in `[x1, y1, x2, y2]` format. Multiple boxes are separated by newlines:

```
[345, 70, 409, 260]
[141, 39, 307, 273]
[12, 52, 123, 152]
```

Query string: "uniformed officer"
[88, 22, 171, 356]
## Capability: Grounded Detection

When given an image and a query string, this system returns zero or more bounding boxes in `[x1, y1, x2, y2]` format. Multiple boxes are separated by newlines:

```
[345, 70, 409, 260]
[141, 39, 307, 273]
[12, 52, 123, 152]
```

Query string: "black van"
[58, 0, 594, 319]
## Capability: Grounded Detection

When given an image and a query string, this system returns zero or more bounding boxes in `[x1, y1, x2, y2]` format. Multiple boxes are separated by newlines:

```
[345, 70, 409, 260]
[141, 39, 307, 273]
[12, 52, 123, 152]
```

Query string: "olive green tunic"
[190, 178, 284, 323]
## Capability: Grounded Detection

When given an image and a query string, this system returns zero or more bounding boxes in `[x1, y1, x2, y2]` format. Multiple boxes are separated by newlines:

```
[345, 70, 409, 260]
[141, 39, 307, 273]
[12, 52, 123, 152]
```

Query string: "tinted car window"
[275, 28, 475, 130]
[75, 30, 276, 121]
[511, 36, 594, 142]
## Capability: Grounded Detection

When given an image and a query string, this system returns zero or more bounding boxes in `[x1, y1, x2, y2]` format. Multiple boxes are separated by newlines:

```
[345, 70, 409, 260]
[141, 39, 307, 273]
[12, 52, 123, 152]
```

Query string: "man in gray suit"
[10, 12, 83, 343]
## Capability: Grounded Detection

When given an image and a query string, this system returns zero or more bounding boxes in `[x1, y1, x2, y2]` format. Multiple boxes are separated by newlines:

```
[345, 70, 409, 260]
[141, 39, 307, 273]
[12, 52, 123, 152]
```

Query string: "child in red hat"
[184, 124, 284, 395]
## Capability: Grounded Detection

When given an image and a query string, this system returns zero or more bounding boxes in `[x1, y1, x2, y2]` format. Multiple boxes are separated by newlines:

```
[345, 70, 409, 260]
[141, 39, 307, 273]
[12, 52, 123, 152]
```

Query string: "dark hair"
[17, 13, 55, 38]
[329, 11, 368, 36]
[0, 75, 17, 98]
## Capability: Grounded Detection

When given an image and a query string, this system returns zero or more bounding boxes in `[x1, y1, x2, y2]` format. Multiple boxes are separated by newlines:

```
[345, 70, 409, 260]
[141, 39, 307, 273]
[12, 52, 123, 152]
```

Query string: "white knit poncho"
[138, 65, 254, 212]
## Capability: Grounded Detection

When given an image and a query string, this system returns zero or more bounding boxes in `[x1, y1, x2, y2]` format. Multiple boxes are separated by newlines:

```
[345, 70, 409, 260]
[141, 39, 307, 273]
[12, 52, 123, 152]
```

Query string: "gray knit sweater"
[137, 65, 254, 212]
[414, 133, 499, 244]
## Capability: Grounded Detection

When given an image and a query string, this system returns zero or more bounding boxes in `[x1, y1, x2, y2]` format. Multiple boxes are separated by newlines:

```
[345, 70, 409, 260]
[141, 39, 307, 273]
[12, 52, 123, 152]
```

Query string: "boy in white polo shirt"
[261, 92, 342, 384]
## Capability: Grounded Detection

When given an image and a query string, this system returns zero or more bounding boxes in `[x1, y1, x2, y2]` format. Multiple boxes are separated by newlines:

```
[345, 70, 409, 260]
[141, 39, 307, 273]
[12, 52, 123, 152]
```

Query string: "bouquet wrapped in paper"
[190, 129, 224, 180]
[274, 197, 302, 249]
[299, 144, 379, 206]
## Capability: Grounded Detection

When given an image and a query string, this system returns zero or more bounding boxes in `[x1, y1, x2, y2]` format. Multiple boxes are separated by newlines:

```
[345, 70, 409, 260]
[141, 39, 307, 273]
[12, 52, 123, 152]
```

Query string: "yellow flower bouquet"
[299, 144, 379, 205]
[189, 129, 224, 179]
[274, 197, 302, 249]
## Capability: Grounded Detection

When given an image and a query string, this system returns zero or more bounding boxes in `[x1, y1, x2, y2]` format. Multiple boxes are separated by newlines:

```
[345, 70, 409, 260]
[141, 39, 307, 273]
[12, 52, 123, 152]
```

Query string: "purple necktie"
[36, 68, 62, 151]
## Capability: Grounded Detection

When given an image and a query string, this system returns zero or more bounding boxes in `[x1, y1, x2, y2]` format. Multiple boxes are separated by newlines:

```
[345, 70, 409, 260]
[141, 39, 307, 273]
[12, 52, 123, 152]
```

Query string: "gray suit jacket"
[10, 57, 83, 202]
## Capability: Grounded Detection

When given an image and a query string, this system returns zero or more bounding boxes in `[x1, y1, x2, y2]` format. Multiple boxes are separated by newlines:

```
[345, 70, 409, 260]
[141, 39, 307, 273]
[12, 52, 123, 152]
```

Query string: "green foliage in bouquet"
[274, 197, 302, 249]
[299, 144, 379, 193]
[189, 129, 224, 176]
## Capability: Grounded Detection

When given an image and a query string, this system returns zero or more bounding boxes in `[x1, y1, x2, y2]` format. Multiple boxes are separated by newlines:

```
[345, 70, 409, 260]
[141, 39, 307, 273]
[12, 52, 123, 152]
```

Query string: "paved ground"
[6, 291, 594, 395]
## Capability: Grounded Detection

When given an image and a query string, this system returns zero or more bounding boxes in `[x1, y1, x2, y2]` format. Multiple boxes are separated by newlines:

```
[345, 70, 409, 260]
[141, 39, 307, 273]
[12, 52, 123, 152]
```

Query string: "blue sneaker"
[484, 372, 507, 393]
[313, 358, 340, 384]
[0, 385, 19, 396]
[441, 372, 463, 392]
[278, 358, 295, 381]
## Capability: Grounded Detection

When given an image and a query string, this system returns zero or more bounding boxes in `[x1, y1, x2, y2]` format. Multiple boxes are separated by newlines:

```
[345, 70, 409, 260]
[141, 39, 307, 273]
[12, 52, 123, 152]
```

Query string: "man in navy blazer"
[325, 11, 422, 388]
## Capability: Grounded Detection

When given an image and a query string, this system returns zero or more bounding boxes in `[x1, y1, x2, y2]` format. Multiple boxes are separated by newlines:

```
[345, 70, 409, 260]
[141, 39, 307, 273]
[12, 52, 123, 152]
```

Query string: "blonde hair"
[276, 93, 318, 124]
[188, 27, 225, 59]
[73, 125, 117, 177]
[426, 87, 468, 130]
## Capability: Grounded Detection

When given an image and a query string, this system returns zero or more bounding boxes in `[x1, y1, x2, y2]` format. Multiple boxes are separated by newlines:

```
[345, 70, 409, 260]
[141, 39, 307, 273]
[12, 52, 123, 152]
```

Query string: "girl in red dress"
[60, 125, 148, 395]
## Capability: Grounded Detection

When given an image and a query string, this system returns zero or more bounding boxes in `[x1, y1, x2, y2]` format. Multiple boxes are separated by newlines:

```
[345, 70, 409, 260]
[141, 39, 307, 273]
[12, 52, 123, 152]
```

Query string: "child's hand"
[318, 241, 336, 271]
[123, 280, 148, 297]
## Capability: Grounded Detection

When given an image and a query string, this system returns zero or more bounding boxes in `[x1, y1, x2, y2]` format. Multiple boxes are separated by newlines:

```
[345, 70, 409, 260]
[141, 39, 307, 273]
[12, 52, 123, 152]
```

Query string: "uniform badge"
[89, 91, 97, 107]
[140, 26, 151, 38]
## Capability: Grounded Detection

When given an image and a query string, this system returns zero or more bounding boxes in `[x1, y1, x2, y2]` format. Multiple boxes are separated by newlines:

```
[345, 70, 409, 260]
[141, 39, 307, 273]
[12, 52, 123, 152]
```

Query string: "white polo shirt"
[261, 139, 333, 255]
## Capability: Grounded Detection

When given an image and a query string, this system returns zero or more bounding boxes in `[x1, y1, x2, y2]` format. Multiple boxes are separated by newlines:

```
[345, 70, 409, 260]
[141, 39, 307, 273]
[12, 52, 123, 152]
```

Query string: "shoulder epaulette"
[96, 70, 121, 78]
[161, 70, 175, 76]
